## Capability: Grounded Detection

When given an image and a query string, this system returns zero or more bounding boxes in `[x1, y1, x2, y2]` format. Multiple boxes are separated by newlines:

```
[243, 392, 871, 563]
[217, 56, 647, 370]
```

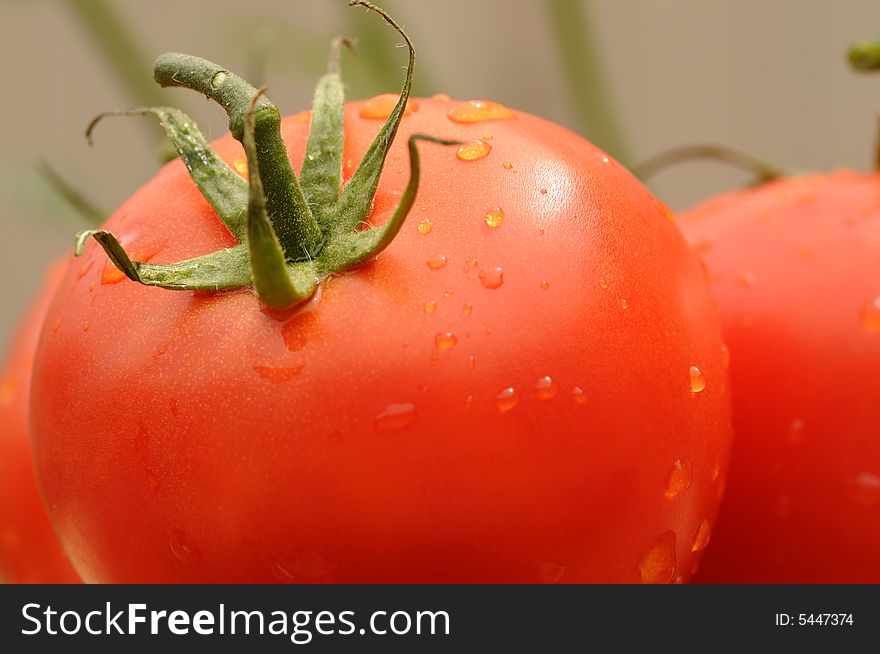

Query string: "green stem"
[632, 144, 793, 185]
[243, 88, 315, 307]
[546, 0, 630, 165]
[153, 53, 322, 260]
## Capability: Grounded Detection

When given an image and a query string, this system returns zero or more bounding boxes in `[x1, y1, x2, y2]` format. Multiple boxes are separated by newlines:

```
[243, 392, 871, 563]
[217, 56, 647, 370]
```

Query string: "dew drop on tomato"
[447, 99, 514, 123]
[535, 376, 557, 400]
[374, 403, 417, 432]
[691, 520, 712, 552]
[417, 217, 433, 234]
[860, 297, 880, 332]
[426, 255, 448, 270]
[456, 139, 492, 161]
[665, 458, 693, 500]
[169, 529, 202, 564]
[424, 300, 437, 314]
[467, 355, 476, 370]
[484, 207, 505, 229]
[539, 280, 550, 289]
[495, 387, 518, 414]
[478, 266, 504, 289]
[572, 386, 587, 404]
[462, 303, 473, 315]
[639, 531, 676, 584]
[434, 332, 458, 351]
[689, 365, 706, 393]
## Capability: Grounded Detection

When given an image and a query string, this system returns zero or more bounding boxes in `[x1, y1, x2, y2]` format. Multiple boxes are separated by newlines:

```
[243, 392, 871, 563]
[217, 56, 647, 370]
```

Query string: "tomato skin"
[31, 98, 732, 583]
[681, 171, 880, 583]
[0, 260, 80, 584]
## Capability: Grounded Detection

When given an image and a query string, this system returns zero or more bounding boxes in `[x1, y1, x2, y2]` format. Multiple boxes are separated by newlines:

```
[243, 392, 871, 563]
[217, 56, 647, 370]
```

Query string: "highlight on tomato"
[30, 1, 732, 583]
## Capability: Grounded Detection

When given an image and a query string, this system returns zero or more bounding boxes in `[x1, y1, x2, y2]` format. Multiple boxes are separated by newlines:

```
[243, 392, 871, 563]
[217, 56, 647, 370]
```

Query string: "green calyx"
[76, 1, 458, 308]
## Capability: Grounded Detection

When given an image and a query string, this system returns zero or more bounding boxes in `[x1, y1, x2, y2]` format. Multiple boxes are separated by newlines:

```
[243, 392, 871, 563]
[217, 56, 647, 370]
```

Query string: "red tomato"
[681, 170, 880, 583]
[31, 96, 731, 583]
[0, 260, 80, 583]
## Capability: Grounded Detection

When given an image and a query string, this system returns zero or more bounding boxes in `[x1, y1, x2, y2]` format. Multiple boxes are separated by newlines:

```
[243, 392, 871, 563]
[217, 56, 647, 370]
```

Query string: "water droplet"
[620, 298, 629, 310]
[374, 403, 417, 432]
[426, 255, 448, 270]
[639, 531, 676, 584]
[479, 266, 504, 289]
[448, 99, 514, 123]
[539, 280, 550, 289]
[456, 139, 492, 161]
[170, 529, 202, 563]
[417, 217, 433, 234]
[462, 303, 473, 315]
[786, 418, 805, 444]
[502, 161, 513, 169]
[281, 311, 318, 352]
[721, 344, 730, 368]
[539, 187, 548, 195]
[689, 366, 706, 393]
[710, 460, 721, 482]
[665, 458, 693, 499]
[83, 323, 90, 333]
[599, 279, 609, 289]
[691, 519, 712, 552]
[465, 394, 475, 410]
[860, 297, 880, 332]
[443, 290, 454, 298]
[253, 364, 304, 383]
[431, 93, 451, 102]
[537, 560, 565, 583]
[572, 386, 587, 404]
[495, 387, 519, 413]
[424, 300, 438, 314]
[360, 94, 417, 119]
[535, 376, 557, 400]
[484, 207, 505, 228]
[434, 332, 458, 351]
[467, 355, 476, 369]
[736, 272, 758, 288]
[465, 259, 479, 268]
[210, 70, 227, 89]
[232, 158, 247, 175]
[846, 471, 880, 506]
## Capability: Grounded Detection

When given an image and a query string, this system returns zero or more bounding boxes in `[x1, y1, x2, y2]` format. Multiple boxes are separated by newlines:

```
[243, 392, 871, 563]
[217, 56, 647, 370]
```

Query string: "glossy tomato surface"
[31, 97, 732, 583]
[682, 171, 880, 583]
[0, 261, 80, 583]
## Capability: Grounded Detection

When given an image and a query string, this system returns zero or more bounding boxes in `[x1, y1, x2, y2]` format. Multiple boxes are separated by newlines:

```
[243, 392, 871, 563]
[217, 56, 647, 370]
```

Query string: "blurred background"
[1, 0, 879, 344]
